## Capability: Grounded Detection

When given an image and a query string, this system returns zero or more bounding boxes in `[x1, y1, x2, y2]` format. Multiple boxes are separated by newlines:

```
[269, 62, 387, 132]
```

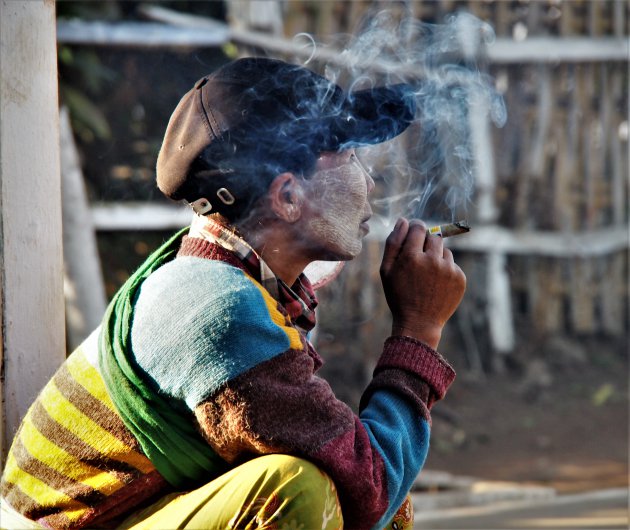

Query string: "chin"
[329, 242, 363, 261]
[306, 232, 364, 262]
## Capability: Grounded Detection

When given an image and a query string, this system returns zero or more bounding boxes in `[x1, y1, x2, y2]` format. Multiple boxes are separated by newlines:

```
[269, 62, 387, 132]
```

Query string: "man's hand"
[380, 218, 466, 350]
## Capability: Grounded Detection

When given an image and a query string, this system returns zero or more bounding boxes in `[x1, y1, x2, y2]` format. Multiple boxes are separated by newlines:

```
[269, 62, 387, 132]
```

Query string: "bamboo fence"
[56, 0, 629, 386]
[278, 0, 629, 382]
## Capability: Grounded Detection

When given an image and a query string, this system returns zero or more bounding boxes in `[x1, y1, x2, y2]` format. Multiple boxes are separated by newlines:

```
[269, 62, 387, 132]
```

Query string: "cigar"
[427, 220, 470, 238]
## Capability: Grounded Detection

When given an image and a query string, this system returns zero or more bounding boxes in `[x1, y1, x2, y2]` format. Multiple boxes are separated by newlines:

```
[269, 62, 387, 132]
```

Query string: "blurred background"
[53, 0, 627, 519]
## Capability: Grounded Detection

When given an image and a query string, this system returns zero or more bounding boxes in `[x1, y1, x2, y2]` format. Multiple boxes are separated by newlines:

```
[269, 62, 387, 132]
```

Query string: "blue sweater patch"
[361, 390, 430, 528]
[131, 257, 293, 410]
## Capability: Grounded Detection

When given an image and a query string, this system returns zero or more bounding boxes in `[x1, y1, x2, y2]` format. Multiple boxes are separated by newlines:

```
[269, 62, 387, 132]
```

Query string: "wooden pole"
[60, 107, 107, 350]
[460, 14, 515, 357]
[0, 0, 65, 463]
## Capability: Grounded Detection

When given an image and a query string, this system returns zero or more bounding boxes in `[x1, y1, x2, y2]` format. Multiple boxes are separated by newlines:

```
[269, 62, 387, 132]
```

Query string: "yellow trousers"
[122, 455, 413, 530]
[122, 455, 343, 530]
[1, 454, 413, 529]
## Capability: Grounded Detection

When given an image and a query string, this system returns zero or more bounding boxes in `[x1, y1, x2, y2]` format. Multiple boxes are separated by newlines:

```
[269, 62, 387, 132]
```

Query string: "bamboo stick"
[609, 67, 626, 226]
[599, 252, 626, 335]
[60, 108, 108, 350]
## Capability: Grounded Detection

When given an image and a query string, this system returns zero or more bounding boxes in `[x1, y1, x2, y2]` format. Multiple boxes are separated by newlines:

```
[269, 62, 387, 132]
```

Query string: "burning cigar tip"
[453, 220, 471, 231]
[427, 220, 471, 238]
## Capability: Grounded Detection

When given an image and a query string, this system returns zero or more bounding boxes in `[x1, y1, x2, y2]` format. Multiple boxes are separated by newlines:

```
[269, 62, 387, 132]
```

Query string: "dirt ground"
[424, 335, 628, 493]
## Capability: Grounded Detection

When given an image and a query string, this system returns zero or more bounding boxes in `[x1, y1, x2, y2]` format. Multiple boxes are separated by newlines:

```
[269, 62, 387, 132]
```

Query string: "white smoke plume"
[296, 9, 507, 226]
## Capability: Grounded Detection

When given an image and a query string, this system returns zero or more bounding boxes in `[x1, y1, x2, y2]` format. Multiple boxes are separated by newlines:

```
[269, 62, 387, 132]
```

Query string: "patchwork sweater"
[0, 331, 167, 529]
[1, 235, 455, 530]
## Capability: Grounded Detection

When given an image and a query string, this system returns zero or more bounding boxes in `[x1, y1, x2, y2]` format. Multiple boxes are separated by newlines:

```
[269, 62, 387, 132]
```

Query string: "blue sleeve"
[360, 390, 431, 528]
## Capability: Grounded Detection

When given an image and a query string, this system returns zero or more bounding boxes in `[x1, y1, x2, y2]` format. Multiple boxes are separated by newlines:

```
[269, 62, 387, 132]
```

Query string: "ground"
[424, 335, 628, 493]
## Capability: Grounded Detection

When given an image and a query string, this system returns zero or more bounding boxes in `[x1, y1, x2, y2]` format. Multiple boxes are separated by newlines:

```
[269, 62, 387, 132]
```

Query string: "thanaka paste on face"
[305, 156, 372, 260]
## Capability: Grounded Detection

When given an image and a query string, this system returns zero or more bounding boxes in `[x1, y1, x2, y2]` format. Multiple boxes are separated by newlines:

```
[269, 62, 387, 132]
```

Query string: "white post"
[0, 0, 65, 462]
[60, 107, 107, 350]
[459, 14, 515, 358]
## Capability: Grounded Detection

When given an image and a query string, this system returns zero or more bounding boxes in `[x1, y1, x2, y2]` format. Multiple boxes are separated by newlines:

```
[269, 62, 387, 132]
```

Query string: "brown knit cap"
[157, 57, 416, 219]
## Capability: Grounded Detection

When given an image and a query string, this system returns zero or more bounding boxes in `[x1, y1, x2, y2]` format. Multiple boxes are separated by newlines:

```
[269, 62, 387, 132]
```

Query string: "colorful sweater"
[0, 330, 167, 529]
[1, 234, 455, 530]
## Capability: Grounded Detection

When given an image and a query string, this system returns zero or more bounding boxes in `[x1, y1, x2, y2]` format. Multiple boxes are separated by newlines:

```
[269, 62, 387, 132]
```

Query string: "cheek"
[327, 166, 366, 207]
[317, 168, 365, 223]
[306, 166, 367, 254]
[308, 213, 362, 256]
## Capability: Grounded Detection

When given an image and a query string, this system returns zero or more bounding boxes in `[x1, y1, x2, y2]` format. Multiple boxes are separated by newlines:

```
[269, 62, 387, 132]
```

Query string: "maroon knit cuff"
[178, 236, 243, 268]
[376, 336, 456, 400]
[178, 235, 211, 257]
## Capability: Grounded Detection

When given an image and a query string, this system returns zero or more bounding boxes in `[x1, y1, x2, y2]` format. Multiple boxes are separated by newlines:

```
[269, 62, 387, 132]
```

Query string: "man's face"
[301, 149, 374, 261]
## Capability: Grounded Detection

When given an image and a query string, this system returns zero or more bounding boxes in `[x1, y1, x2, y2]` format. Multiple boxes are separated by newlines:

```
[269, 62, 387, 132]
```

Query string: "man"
[1, 58, 465, 529]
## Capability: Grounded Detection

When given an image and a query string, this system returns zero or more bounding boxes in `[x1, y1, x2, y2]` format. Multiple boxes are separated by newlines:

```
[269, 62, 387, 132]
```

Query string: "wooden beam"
[1, 0, 66, 461]
[486, 252, 515, 355]
[90, 203, 629, 258]
[487, 37, 630, 63]
[56, 19, 229, 47]
[60, 107, 107, 350]
[91, 202, 192, 230]
[138, 4, 628, 63]
[57, 11, 630, 64]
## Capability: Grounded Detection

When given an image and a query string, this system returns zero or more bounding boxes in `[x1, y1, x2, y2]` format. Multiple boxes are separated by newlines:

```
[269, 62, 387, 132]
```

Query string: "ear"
[268, 172, 304, 223]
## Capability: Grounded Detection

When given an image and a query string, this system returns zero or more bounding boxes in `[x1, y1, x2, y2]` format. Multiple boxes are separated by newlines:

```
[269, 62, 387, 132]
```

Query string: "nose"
[351, 153, 375, 194]
[366, 172, 375, 195]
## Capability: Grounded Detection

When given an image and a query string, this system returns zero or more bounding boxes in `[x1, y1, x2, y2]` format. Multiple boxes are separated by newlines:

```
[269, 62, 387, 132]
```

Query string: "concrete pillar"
[0, 0, 65, 462]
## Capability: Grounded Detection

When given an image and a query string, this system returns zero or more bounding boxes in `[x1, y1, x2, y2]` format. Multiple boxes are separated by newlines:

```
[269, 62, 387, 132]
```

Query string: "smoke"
[298, 9, 507, 225]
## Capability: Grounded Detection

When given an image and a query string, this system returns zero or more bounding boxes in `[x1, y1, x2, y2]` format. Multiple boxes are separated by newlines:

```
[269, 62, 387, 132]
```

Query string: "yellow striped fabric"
[0, 345, 162, 530]
[3, 452, 88, 524]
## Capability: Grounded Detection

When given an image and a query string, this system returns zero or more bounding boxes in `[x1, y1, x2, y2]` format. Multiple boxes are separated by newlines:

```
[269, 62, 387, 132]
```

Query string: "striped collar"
[187, 214, 317, 332]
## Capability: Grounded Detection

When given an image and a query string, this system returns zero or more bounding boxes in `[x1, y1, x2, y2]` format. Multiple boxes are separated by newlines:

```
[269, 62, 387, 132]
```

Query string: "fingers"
[383, 218, 456, 273]
[381, 218, 409, 273]
[399, 220, 447, 258]
[400, 220, 427, 255]
[423, 229, 444, 256]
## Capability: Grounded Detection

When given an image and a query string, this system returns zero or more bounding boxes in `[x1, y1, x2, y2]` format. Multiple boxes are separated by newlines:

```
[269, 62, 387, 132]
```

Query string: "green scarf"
[98, 228, 228, 488]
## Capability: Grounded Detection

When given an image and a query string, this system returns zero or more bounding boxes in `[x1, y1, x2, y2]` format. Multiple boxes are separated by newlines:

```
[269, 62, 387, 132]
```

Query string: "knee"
[256, 455, 342, 526]
[274, 455, 334, 492]
[255, 455, 340, 504]
[251, 454, 333, 491]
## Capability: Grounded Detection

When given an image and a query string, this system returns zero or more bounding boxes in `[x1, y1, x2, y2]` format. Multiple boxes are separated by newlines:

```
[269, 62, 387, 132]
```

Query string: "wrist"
[391, 323, 442, 350]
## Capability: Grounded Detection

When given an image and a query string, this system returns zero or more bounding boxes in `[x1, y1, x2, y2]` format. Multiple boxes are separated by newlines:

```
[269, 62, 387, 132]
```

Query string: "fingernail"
[393, 218, 404, 232]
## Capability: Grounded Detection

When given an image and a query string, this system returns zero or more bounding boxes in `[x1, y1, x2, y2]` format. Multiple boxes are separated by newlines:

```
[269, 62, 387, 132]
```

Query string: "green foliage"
[61, 85, 112, 142]
[56, 1, 125, 144]
[56, 1, 123, 21]
[58, 46, 119, 142]
[59, 47, 118, 91]
[591, 383, 616, 407]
